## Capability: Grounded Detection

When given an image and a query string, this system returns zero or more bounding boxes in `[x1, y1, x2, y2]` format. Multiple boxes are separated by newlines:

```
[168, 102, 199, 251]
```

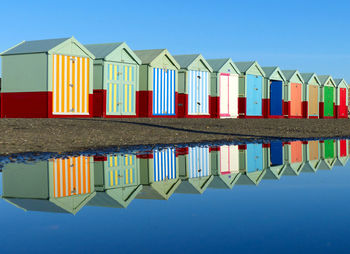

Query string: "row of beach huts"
[1, 139, 348, 213]
[0, 37, 348, 119]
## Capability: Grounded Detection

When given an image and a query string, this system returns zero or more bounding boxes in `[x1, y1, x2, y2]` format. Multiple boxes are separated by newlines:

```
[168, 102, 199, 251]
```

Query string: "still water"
[1, 139, 350, 253]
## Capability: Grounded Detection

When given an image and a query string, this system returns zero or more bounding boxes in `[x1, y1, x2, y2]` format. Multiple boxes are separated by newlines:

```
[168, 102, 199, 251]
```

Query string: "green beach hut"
[318, 75, 336, 118]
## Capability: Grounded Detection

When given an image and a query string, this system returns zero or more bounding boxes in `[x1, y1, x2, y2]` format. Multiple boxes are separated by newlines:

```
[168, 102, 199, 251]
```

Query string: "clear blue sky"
[1, 0, 350, 80]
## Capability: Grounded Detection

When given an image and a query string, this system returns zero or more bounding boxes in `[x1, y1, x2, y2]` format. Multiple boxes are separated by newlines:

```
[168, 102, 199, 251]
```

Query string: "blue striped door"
[188, 70, 209, 115]
[247, 144, 263, 173]
[246, 75, 262, 116]
[106, 64, 136, 115]
[270, 141, 283, 166]
[153, 68, 176, 116]
[153, 148, 176, 181]
[188, 147, 210, 178]
[270, 81, 283, 116]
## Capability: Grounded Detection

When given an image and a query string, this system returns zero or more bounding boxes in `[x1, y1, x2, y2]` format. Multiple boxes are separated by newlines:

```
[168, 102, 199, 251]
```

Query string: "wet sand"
[0, 118, 349, 155]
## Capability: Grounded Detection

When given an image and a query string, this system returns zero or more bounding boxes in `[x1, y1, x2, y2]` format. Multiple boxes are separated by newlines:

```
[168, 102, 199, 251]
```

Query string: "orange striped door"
[52, 156, 91, 198]
[52, 55, 90, 115]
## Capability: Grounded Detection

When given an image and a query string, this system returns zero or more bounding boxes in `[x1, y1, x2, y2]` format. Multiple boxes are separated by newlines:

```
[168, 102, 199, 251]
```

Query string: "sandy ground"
[0, 118, 349, 155]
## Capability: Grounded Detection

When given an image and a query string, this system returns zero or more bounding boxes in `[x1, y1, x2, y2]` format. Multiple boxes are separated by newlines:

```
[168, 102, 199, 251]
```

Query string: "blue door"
[246, 75, 262, 116]
[270, 80, 283, 116]
[247, 144, 263, 173]
[270, 141, 283, 166]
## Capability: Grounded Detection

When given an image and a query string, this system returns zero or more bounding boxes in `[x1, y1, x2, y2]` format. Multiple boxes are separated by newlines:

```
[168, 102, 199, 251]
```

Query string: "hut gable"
[318, 75, 336, 87]
[262, 66, 286, 81]
[176, 176, 213, 194]
[235, 61, 265, 77]
[173, 54, 213, 72]
[301, 73, 321, 86]
[50, 37, 95, 58]
[282, 70, 304, 84]
[334, 78, 348, 88]
[207, 58, 240, 75]
[209, 173, 241, 189]
[84, 42, 141, 64]
[134, 49, 179, 70]
[136, 179, 181, 200]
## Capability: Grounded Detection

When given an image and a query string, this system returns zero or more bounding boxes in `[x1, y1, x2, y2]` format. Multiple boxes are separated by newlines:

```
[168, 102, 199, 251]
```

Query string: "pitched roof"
[282, 70, 298, 81]
[318, 75, 335, 86]
[235, 61, 256, 73]
[261, 67, 277, 77]
[300, 73, 314, 83]
[334, 78, 348, 87]
[1, 37, 70, 56]
[173, 54, 199, 68]
[84, 42, 123, 59]
[206, 58, 240, 74]
[133, 49, 165, 64]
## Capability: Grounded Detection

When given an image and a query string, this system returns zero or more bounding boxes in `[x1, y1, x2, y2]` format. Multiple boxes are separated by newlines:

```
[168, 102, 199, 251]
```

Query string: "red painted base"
[237, 97, 264, 118]
[308, 116, 319, 119]
[262, 98, 269, 118]
[210, 96, 219, 118]
[1, 92, 93, 118]
[335, 105, 348, 118]
[177, 93, 211, 118]
[302, 101, 308, 118]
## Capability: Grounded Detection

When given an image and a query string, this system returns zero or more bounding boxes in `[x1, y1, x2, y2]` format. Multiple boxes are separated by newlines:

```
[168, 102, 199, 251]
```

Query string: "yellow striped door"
[106, 154, 136, 188]
[52, 156, 91, 198]
[52, 55, 90, 115]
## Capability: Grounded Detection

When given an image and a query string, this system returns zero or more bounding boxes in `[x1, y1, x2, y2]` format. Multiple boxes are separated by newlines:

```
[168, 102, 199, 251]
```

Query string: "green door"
[106, 63, 136, 115]
[324, 86, 334, 117]
[324, 140, 334, 159]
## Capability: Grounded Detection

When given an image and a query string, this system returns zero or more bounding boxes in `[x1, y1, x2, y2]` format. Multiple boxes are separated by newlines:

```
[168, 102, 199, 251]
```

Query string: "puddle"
[1, 138, 348, 214]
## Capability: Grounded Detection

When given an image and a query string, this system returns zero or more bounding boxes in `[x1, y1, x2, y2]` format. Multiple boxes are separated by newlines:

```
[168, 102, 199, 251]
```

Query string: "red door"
[340, 140, 347, 157]
[339, 88, 347, 118]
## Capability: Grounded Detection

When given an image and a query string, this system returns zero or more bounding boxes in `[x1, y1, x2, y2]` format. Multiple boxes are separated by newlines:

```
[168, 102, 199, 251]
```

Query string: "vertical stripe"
[82, 58, 86, 114]
[61, 159, 66, 197]
[54, 160, 58, 197]
[114, 65, 117, 81]
[129, 84, 132, 113]
[67, 158, 72, 196]
[76, 57, 81, 113]
[86, 58, 90, 113]
[115, 170, 118, 186]
[126, 169, 129, 184]
[72, 57, 76, 113]
[130, 169, 133, 184]
[78, 156, 82, 194]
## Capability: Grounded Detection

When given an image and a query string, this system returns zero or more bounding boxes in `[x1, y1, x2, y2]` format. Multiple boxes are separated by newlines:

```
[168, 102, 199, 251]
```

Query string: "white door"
[220, 75, 229, 117]
[220, 145, 239, 174]
[229, 74, 239, 118]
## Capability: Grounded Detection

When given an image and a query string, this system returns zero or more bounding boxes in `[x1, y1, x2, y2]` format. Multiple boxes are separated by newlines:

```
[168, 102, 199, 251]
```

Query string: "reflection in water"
[1, 139, 349, 215]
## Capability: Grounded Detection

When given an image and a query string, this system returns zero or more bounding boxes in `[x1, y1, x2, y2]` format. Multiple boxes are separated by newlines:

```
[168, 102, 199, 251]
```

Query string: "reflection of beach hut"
[206, 58, 240, 118]
[84, 42, 141, 118]
[300, 73, 321, 118]
[282, 70, 305, 118]
[174, 54, 213, 118]
[236, 144, 267, 185]
[0, 37, 95, 118]
[318, 140, 337, 170]
[334, 79, 348, 118]
[318, 76, 336, 118]
[136, 148, 181, 200]
[87, 154, 142, 208]
[1, 156, 95, 214]
[300, 141, 319, 173]
[235, 61, 266, 118]
[261, 67, 286, 118]
[334, 140, 349, 167]
[283, 141, 305, 176]
[208, 145, 241, 189]
[134, 49, 180, 117]
[175, 146, 213, 194]
[264, 142, 286, 180]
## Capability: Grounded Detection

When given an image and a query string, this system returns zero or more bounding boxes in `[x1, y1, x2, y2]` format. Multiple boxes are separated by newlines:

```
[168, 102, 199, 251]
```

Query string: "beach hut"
[334, 139, 349, 167]
[236, 144, 267, 185]
[263, 141, 286, 180]
[84, 43, 141, 118]
[0, 37, 94, 118]
[133, 49, 180, 117]
[174, 54, 213, 118]
[206, 58, 240, 118]
[300, 73, 321, 118]
[261, 67, 286, 118]
[208, 145, 241, 189]
[334, 79, 348, 118]
[282, 70, 305, 118]
[300, 141, 319, 173]
[1, 156, 95, 214]
[318, 75, 336, 118]
[175, 146, 213, 194]
[235, 61, 266, 118]
[282, 141, 305, 176]
[87, 154, 142, 208]
[318, 140, 337, 170]
[136, 148, 181, 200]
